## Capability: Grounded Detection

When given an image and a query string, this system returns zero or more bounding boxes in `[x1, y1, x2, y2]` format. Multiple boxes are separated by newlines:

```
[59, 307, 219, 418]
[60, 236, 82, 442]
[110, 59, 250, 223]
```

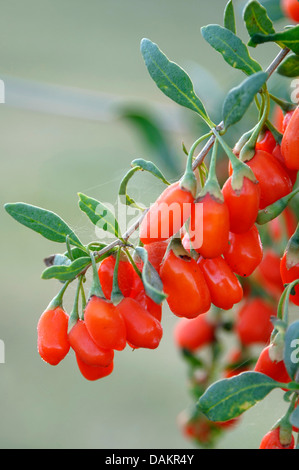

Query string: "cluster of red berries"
[37, 253, 164, 381]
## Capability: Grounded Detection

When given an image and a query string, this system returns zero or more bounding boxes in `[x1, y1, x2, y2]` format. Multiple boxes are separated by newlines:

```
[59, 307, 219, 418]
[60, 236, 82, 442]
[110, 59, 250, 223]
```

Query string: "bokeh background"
[0, 0, 297, 449]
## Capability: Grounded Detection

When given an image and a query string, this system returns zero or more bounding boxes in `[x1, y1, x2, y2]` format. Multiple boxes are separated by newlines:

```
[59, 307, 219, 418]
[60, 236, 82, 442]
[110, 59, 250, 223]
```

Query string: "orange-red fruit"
[68, 319, 114, 367]
[37, 307, 70, 366]
[198, 256, 243, 310]
[160, 250, 211, 318]
[223, 225, 263, 277]
[256, 249, 284, 297]
[256, 130, 276, 154]
[222, 176, 260, 234]
[254, 346, 291, 384]
[132, 288, 162, 322]
[280, 252, 299, 306]
[98, 255, 134, 300]
[173, 313, 215, 351]
[84, 296, 126, 351]
[235, 298, 275, 346]
[75, 353, 114, 381]
[272, 145, 298, 186]
[144, 240, 168, 271]
[259, 427, 295, 449]
[281, 107, 299, 170]
[281, 0, 299, 22]
[139, 182, 194, 244]
[190, 193, 229, 258]
[117, 297, 163, 349]
[244, 150, 293, 209]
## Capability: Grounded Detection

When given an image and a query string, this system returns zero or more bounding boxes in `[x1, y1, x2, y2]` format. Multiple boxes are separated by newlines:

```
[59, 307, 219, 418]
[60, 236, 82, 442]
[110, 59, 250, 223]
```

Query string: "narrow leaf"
[140, 38, 210, 122]
[201, 24, 262, 75]
[78, 193, 120, 238]
[224, 0, 236, 34]
[134, 246, 167, 305]
[198, 371, 282, 422]
[41, 256, 91, 281]
[244, 0, 275, 46]
[284, 321, 299, 380]
[4, 202, 82, 247]
[119, 159, 170, 208]
[223, 71, 268, 128]
[250, 26, 299, 55]
[277, 54, 299, 77]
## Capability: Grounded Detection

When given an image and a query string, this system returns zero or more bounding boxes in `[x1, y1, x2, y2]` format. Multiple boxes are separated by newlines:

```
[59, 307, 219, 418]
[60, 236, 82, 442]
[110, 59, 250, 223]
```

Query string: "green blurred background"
[0, 0, 295, 449]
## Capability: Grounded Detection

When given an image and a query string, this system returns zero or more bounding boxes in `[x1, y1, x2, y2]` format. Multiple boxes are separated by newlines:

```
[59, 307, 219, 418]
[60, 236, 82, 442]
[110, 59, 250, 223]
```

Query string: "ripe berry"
[37, 307, 70, 366]
[98, 255, 134, 300]
[160, 249, 211, 318]
[222, 176, 260, 234]
[254, 346, 291, 385]
[84, 296, 127, 351]
[259, 427, 295, 449]
[75, 353, 114, 381]
[173, 313, 215, 351]
[235, 298, 275, 346]
[198, 256, 243, 310]
[189, 193, 230, 258]
[68, 319, 114, 367]
[281, 0, 299, 22]
[281, 106, 299, 170]
[256, 130, 276, 154]
[223, 225, 263, 277]
[117, 297, 163, 349]
[144, 240, 168, 272]
[139, 182, 194, 244]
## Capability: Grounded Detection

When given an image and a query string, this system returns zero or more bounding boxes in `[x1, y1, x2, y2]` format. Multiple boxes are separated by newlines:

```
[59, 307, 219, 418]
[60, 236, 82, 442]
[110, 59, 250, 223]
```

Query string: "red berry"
[254, 346, 291, 384]
[173, 313, 215, 351]
[144, 240, 168, 272]
[235, 298, 275, 346]
[98, 255, 134, 300]
[116, 297, 163, 349]
[139, 182, 194, 244]
[37, 307, 70, 366]
[198, 256, 243, 310]
[68, 319, 114, 367]
[281, 0, 299, 22]
[160, 249, 211, 318]
[75, 353, 114, 381]
[84, 296, 127, 351]
[259, 427, 295, 449]
[223, 225, 263, 277]
[256, 130, 276, 154]
[222, 176, 260, 234]
[281, 107, 299, 170]
[189, 193, 230, 258]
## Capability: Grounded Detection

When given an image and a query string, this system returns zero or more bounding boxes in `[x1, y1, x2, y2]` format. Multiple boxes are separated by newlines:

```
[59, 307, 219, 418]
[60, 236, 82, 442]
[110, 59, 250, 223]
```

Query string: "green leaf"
[224, 0, 236, 34]
[284, 321, 299, 380]
[140, 38, 211, 123]
[198, 371, 282, 422]
[277, 54, 299, 77]
[201, 24, 262, 76]
[250, 26, 299, 55]
[4, 202, 83, 247]
[78, 193, 120, 238]
[290, 406, 299, 429]
[41, 256, 91, 281]
[119, 159, 170, 208]
[244, 0, 275, 46]
[134, 246, 167, 305]
[223, 71, 268, 128]
[44, 254, 72, 268]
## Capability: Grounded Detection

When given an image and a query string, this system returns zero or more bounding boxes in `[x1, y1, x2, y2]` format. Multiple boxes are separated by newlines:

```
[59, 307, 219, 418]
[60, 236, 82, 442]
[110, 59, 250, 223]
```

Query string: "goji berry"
[256, 130, 276, 154]
[259, 427, 295, 449]
[116, 297, 163, 349]
[173, 313, 215, 351]
[280, 252, 299, 306]
[281, 0, 299, 22]
[223, 225, 263, 277]
[98, 254, 134, 300]
[235, 298, 275, 346]
[198, 256, 243, 310]
[84, 296, 127, 351]
[37, 307, 70, 366]
[160, 249, 211, 318]
[68, 319, 114, 367]
[254, 345, 291, 385]
[281, 106, 299, 170]
[75, 353, 114, 381]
